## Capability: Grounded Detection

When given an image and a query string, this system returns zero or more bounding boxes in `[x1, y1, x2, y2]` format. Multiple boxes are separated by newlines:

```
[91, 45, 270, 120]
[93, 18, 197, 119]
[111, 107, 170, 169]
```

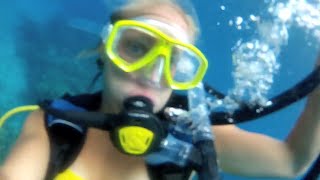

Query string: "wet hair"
[109, 0, 200, 42]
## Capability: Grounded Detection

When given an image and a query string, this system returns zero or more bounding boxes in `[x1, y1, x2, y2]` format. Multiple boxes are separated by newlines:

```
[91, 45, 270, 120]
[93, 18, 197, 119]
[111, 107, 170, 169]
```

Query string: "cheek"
[103, 60, 128, 85]
[103, 63, 128, 97]
[153, 89, 172, 112]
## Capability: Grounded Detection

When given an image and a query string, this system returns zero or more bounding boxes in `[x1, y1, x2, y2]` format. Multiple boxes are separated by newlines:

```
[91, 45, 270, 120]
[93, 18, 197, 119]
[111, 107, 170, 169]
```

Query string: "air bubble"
[208, 0, 320, 113]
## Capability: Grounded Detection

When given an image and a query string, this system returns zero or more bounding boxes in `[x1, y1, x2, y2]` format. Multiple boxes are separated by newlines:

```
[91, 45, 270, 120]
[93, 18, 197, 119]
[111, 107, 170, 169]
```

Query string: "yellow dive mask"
[104, 18, 208, 90]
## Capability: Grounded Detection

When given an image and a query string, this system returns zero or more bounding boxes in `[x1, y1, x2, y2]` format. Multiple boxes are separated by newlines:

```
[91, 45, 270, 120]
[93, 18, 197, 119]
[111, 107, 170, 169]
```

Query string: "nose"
[138, 56, 166, 88]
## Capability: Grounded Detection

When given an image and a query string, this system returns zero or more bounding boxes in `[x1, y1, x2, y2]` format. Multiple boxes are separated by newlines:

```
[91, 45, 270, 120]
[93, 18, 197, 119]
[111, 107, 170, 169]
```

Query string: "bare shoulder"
[0, 110, 50, 180]
[22, 109, 47, 137]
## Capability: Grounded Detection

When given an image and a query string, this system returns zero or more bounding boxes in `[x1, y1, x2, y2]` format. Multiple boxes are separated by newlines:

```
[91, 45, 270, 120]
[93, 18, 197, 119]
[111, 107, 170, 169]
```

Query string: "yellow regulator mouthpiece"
[118, 126, 155, 155]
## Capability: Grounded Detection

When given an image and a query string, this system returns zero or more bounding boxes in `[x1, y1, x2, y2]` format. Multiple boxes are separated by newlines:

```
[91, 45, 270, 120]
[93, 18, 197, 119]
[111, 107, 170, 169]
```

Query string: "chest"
[67, 129, 150, 180]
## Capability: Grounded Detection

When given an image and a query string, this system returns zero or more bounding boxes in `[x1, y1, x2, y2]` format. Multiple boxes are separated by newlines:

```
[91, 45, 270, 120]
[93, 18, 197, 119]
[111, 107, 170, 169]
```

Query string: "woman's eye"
[124, 40, 148, 58]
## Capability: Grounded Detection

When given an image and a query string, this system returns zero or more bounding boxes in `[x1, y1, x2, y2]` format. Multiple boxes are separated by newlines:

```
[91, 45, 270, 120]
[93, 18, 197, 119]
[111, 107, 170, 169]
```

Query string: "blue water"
[0, 0, 318, 179]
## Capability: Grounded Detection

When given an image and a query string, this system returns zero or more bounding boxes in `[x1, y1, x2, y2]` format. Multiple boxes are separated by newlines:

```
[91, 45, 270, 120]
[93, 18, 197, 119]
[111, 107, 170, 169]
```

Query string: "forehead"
[119, 3, 190, 34]
[133, 18, 191, 43]
[138, 4, 189, 31]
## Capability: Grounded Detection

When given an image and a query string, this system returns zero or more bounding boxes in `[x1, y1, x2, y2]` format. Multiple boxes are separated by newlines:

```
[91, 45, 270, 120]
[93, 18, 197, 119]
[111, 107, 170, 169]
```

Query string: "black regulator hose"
[195, 140, 221, 180]
[206, 66, 320, 125]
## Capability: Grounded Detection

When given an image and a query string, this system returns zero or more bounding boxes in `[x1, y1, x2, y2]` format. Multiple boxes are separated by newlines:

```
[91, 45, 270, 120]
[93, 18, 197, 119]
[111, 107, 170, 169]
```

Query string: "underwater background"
[0, 0, 319, 179]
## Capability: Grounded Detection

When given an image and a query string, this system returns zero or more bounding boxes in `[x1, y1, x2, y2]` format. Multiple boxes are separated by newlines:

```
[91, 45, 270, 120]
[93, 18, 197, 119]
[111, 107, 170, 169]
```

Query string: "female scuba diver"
[0, 0, 319, 179]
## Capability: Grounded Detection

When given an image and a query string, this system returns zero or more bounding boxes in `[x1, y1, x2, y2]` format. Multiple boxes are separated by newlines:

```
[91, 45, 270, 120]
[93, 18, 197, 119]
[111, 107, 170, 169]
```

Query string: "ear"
[96, 58, 104, 70]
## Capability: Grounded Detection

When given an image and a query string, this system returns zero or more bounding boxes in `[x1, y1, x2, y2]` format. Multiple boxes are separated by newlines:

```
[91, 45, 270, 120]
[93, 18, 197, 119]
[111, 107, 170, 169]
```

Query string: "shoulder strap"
[44, 120, 86, 180]
[44, 92, 102, 180]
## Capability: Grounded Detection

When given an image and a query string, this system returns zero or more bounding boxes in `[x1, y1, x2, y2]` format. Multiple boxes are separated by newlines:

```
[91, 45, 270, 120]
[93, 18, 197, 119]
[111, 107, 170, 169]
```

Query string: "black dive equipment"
[41, 94, 222, 180]
[40, 66, 320, 180]
[41, 96, 167, 156]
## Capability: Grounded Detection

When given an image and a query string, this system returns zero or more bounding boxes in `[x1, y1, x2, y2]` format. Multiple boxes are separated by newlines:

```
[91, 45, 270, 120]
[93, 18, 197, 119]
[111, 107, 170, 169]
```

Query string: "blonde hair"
[109, 0, 200, 42]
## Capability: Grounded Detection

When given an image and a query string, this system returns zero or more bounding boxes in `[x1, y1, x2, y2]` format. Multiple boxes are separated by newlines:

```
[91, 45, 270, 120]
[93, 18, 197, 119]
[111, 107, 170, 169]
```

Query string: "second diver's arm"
[282, 56, 320, 175]
[284, 77, 320, 174]
[212, 57, 320, 178]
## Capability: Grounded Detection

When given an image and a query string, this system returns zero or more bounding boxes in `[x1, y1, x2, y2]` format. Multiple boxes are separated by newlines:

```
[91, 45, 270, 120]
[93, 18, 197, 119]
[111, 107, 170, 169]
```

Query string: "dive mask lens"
[107, 24, 160, 72]
[166, 44, 208, 90]
[170, 46, 202, 83]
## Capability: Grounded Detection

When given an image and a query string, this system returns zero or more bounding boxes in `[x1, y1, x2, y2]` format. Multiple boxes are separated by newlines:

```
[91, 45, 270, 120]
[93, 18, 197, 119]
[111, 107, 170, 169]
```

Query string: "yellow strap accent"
[0, 105, 40, 127]
[54, 169, 85, 180]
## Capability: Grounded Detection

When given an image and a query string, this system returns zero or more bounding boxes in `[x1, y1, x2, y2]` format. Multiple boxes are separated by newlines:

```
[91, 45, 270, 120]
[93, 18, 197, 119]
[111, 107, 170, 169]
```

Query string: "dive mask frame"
[104, 19, 208, 90]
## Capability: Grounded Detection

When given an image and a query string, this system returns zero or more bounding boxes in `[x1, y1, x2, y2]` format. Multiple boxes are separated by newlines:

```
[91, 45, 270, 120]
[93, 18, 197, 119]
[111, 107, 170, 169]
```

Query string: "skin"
[100, 2, 192, 114]
[1, 2, 319, 180]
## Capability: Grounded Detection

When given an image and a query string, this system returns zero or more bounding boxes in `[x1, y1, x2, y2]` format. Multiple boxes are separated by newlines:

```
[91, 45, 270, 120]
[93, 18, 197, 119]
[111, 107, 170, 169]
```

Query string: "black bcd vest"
[44, 91, 193, 180]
